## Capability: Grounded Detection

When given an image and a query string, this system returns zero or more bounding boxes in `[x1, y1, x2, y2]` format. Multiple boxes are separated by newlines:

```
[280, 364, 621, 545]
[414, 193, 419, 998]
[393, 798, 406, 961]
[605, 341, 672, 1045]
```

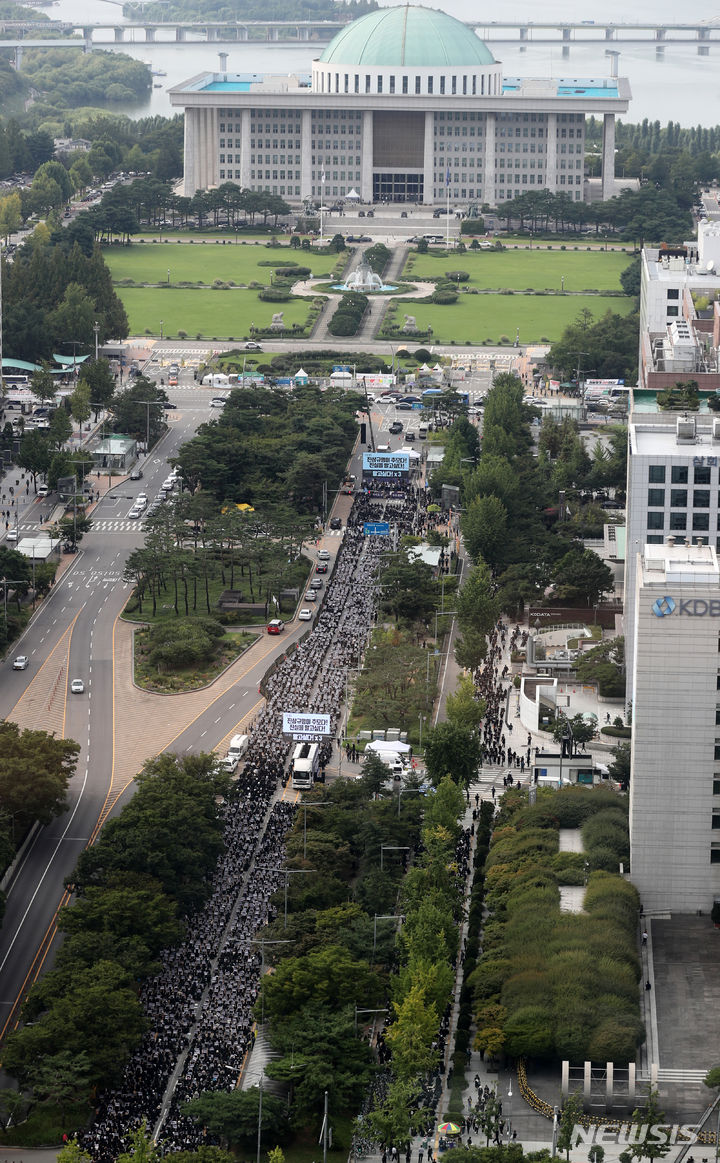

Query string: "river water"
[45, 0, 720, 126]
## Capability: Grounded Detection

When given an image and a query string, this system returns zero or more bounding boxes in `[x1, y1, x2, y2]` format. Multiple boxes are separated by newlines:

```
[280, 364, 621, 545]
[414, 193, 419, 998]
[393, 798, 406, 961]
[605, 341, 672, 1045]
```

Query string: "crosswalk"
[91, 519, 146, 532]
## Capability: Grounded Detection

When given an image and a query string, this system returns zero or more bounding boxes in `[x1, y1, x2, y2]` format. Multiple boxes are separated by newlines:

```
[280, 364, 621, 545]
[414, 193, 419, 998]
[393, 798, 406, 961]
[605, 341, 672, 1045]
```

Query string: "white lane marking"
[0, 766, 90, 973]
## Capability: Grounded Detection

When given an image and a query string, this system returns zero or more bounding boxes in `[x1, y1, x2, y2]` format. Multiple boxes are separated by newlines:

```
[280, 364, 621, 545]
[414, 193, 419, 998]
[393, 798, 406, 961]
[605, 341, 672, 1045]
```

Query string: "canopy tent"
[346, 188, 361, 199]
[294, 368, 309, 383]
[366, 739, 411, 754]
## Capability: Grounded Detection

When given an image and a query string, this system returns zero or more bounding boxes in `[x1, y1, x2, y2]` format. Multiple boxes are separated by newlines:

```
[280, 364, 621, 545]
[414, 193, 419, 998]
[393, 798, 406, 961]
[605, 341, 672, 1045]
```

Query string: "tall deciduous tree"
[424, 721, 483, 789]
[0, 721, 79, 835]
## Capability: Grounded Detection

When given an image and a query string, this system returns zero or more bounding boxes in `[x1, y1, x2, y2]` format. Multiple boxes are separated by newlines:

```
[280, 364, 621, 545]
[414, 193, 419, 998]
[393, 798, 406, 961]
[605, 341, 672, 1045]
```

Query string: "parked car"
[389, 421, 404, 434]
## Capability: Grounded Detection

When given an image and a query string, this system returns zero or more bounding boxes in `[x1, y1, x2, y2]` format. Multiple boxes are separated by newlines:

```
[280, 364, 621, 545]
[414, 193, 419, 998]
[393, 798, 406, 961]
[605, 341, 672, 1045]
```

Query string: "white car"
[318, 549, 331, 561]
[135, 494, 148, 507]
[220, 754, 238, 773]
[128, 507, 144, 519]
[304, 590, 317, 602]
[6, 529, 17, 541]
[210, 397, 227, 408]
[12, 656, 28, 670]
[298, 608, 313, 621]
[70, 679, 85, 694]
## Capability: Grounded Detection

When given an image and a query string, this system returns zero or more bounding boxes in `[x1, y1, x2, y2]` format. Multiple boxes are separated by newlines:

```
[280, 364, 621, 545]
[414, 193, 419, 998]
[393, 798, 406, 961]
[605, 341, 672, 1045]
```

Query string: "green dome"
[319, 6, 496, 68]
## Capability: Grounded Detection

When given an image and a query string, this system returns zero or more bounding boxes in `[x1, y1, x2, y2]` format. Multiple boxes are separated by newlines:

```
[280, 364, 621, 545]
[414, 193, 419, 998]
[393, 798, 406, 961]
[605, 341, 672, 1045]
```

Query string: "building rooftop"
[641, 541, 719, 585]
[318, 5, 495, 68]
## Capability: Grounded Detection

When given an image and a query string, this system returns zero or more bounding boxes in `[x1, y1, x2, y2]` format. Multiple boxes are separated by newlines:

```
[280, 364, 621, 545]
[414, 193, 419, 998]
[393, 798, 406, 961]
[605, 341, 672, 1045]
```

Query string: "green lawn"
[104, 241, 342, 286]
[403, 247, 630, 292]
[115, 286, 317, 339]
[385, 293, 635, 345]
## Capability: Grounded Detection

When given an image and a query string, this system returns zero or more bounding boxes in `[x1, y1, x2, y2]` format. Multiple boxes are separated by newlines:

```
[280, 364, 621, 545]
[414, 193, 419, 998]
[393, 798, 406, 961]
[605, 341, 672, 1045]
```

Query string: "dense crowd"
[82, 479, 429, 1160]
[472, 623, 531, 773]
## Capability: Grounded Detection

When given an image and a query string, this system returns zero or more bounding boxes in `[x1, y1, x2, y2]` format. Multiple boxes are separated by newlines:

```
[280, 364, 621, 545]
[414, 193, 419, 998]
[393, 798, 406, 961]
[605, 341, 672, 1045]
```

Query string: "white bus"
[291, 742, 320, 791]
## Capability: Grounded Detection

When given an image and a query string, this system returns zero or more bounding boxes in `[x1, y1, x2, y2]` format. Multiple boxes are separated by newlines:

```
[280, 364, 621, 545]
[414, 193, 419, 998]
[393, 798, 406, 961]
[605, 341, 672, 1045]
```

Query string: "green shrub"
[445, 270, 469, 282]
[431, 289, 459, 304]
[259, 288, 292, 302]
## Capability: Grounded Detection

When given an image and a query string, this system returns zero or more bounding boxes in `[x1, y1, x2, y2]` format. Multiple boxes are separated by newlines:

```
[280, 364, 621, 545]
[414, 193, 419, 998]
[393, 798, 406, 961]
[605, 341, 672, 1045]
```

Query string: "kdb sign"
[652, 595, 720, 617]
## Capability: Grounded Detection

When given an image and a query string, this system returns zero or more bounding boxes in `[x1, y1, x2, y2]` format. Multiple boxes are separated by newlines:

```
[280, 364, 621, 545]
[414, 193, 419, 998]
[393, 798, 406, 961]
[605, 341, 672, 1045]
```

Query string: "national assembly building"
[169, 5, 630, 207]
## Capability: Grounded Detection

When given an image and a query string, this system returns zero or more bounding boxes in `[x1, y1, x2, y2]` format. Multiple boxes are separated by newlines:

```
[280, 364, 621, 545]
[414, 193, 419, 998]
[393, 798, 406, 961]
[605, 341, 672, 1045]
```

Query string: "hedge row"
[328, 290, 369, 337]
[469, 786, 642, 1065]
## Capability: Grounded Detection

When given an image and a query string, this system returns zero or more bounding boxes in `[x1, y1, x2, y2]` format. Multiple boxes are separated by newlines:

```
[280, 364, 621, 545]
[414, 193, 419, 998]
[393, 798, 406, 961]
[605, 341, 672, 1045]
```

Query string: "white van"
[227, 733, 249, 762]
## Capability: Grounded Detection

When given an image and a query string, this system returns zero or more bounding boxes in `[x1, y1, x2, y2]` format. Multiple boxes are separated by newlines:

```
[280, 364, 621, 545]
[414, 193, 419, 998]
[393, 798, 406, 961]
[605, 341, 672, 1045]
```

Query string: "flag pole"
[320, 168, 326, 245]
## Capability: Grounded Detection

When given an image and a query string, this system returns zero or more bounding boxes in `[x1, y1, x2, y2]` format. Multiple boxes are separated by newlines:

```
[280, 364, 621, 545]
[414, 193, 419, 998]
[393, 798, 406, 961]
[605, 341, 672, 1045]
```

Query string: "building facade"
[630, 541, 720, 912]
[170, 5, 630, 205]
[625, 413, 720, 693]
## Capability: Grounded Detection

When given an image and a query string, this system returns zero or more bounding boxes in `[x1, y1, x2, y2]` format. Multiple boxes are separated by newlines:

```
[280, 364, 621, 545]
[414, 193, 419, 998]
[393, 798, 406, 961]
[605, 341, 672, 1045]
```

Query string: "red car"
[267, 619, 285, 634]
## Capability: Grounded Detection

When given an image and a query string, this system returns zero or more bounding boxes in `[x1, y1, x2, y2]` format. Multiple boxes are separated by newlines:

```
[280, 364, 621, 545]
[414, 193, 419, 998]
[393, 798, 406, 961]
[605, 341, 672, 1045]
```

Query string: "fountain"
[334, 256, 396, 293]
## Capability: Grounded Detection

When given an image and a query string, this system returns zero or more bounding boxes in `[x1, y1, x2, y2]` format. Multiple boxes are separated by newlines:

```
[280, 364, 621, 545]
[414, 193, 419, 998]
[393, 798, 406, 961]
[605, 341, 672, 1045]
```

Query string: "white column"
[361, 109, 373, 202]
[544, 112, 557, 191]
[183, 107, 199, 195]
[301, 109, 312, 201]
[201, 107, 217, 190]
[602, 112, 616, 200]
[423, 111, 434, 205]
[239, 108, 251, 189]
[483, 111, 496, 204]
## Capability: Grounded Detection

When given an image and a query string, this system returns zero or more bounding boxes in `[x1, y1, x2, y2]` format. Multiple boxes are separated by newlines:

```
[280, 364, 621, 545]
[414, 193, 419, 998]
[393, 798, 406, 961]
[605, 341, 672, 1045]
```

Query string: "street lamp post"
[160, 320, 164, 340]
[372, 913, 404, 960]
[93, 319, 100, 361]
[397, 785, 422, 818]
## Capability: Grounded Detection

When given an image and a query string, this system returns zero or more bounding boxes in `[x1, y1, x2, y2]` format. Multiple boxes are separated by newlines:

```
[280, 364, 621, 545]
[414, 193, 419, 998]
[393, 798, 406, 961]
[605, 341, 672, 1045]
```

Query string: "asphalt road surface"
[0, 382, 289, 1039]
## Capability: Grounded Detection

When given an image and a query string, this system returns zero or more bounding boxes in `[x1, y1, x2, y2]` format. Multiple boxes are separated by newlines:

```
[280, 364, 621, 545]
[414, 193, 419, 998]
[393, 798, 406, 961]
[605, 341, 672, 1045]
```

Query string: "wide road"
[0, 378, 292, 1039]
[0, 368, 461, 1039]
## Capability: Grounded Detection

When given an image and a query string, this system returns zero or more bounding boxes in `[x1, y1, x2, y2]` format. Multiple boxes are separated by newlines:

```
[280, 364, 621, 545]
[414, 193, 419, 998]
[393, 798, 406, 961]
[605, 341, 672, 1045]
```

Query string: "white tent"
[366, 739, 412, 754]
[346, 188, 361, 200]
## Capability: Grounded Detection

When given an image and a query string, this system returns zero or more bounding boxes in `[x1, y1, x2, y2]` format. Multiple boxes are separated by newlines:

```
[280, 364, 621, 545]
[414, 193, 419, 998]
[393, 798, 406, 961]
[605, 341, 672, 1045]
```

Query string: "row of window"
[249, 170, 303, 181]
[647, 512, 716, 532]
[647, 488, 720, 508]
[645, 533, 717, 546]
[317, 71, 499, 97]
[649, 464, 713, 484]
[218, 173, 302, 196]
